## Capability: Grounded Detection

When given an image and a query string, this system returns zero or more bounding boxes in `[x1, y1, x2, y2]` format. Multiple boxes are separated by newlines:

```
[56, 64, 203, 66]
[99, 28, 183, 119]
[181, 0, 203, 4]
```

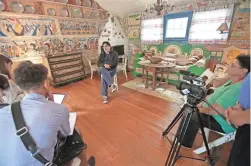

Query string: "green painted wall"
[146, 42, 212, 58]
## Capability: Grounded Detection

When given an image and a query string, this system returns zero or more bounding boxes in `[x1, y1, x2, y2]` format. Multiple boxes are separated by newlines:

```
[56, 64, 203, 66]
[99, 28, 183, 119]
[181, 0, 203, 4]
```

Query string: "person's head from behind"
[13, 62, 48, 95]
[0, 54, 13, 79]
[227, 54, 250, 80]
[0, 75, 9, 91]
[101, 41, 111, 54]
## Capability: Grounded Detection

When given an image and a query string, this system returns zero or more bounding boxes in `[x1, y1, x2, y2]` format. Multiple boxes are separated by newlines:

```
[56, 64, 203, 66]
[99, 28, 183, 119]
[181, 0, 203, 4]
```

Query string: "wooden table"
[138, 62, 176, 90]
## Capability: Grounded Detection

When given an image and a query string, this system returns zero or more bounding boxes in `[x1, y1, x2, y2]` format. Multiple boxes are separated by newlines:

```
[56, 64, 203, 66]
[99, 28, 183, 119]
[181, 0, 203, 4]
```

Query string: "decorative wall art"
[221, 46, 250, 65]
[128, 13, 141, 26]
[0, 17, 58, 37]
[229, 3, 250, 41]
[59, 19, 97, 35]
[128, 26, 140, 40]
[63, 37, 98, 52]
[0, 37, 65, 58]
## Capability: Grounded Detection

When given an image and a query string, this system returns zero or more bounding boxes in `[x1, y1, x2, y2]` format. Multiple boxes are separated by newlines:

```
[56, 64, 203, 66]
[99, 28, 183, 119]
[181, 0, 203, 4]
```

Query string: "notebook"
[52, 93, 76, 135]
[53, 93, 66, 104]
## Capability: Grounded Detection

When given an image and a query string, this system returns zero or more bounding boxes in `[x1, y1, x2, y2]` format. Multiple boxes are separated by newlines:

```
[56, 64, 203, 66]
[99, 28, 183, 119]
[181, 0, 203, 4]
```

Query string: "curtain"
[141, 18, 163, 44]
[189, 6, 234, 44]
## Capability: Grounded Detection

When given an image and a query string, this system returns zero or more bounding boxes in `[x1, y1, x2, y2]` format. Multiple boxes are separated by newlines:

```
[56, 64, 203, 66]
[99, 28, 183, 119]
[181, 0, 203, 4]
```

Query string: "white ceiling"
[96, 0, 194, 17]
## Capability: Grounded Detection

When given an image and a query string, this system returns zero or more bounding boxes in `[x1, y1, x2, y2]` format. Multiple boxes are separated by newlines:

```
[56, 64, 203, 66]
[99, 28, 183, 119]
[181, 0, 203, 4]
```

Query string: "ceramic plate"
[10, 1, 24, 13]
[75, 0, 81, 6]
[0, 1, 5, 11]
[83, 0, 91, 7]
[24, 5, 36, 14]
[72, 8, 82, 18]
[60, 8, 68, 17]
[55, 0, 68, 3]
[92, 2, 97, 9]
[47, 8, 56, 16]
[90, 11, 98, 18]
[99, 12, 104, 20]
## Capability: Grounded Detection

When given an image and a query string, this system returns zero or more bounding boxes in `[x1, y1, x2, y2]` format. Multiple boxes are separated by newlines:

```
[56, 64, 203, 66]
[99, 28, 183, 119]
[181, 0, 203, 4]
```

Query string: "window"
[189, 6, 234, 44]
[141, 18, 163, 43]
[163, 11, 193, 43]
[166, 17, 189, 38]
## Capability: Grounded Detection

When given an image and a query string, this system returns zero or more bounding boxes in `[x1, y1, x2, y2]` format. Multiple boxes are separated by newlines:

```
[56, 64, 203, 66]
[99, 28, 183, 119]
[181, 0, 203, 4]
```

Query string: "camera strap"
[11, 102, 56, 166]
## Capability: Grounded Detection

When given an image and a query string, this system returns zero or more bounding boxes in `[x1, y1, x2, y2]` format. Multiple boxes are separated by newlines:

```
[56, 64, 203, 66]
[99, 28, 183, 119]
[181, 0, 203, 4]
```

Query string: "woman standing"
[0, 54, 24, 104]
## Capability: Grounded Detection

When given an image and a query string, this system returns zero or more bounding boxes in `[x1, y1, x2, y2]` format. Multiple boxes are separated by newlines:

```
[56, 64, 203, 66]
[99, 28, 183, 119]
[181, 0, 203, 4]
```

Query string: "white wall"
[98, 16, 128, 58]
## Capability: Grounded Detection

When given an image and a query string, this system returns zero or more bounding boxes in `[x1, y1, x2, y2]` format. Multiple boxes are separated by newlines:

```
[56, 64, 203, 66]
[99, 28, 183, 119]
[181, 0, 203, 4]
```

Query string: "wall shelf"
[37, 0, 105, 11]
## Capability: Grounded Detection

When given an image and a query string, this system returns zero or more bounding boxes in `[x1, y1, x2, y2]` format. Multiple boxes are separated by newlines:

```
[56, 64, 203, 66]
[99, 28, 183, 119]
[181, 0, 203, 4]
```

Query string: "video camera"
[177, 70, 213, 105]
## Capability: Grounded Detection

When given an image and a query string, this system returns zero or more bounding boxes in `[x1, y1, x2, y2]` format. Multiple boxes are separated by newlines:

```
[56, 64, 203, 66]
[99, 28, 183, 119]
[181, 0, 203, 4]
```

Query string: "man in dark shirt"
[97, 41, 118, 104]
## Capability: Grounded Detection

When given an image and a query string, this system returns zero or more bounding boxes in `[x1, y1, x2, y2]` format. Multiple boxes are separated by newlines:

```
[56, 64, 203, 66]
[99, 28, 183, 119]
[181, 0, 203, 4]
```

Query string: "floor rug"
[122, 78, 184, 105]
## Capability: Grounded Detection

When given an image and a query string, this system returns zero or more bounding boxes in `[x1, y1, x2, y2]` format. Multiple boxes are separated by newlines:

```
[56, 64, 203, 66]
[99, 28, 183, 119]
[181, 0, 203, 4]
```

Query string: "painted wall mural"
[0, 37, 62, 58]
[0, 37, 100, 59]
[128, 26, 140, 40]
[59, 19, 97, 35]
[63, 37, 99, 52]
[0, 17, 58, 37]
[229, 3, 250, 41]
[127, 13, 141, 26]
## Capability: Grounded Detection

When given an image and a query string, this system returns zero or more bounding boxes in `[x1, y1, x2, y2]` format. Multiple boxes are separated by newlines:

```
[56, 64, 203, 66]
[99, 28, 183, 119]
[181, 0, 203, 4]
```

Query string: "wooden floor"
[51, 73, 232, 166]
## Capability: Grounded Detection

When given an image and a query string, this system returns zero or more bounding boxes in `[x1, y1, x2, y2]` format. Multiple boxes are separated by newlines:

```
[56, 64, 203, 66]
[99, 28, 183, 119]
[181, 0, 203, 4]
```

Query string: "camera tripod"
[162, 102, 215, 166]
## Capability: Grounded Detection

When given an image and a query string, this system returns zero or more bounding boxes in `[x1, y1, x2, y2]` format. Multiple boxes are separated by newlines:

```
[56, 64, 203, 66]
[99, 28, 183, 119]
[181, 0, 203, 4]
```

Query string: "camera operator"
[225, 72, 250, 166]
[0, 62, 94, 166]
[180, 55, 250, 148]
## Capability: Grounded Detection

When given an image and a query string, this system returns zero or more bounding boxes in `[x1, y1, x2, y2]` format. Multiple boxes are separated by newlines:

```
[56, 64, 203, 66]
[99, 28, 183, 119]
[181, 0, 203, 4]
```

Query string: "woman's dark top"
[97, 51, 118, 70]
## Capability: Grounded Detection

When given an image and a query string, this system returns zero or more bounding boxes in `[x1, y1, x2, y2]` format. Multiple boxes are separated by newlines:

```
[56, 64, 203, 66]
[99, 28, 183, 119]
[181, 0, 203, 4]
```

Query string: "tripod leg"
[195, 108, 215, 166]
[165, 107, 193, 166]
[162, 105, 186, 136]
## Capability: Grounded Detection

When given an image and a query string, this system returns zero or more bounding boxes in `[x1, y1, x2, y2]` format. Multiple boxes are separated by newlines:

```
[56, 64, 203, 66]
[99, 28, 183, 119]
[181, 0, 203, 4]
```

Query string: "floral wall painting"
[222, 46, 250, 65]
[0, 17, 57, 37]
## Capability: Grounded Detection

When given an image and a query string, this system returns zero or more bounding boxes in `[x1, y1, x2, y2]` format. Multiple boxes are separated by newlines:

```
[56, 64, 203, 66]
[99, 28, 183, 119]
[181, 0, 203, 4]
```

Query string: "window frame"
[163, 11, 193, 43]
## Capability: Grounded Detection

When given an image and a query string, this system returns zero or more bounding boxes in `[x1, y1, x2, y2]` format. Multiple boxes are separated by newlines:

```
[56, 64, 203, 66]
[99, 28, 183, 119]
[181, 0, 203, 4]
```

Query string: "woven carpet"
[122, 78, 184, 105]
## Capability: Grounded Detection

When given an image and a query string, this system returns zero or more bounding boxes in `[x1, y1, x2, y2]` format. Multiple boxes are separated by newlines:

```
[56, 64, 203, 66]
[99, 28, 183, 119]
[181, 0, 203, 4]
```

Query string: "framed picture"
[216, 52, 223, 57]
[214, 64, 228, 77]
[211, 52, 216, 56]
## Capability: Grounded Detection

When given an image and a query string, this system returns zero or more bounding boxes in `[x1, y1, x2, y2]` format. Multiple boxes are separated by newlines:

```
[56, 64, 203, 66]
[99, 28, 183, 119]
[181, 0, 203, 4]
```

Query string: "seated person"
[181, 55, 250, 148]
[97, 41, 118, 104]
[0, 54, 24, 104]
[0, 62, 94, 166]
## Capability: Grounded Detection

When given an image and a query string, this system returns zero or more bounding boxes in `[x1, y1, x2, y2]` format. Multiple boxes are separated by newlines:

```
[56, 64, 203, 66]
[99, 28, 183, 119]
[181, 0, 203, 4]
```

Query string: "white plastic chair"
[87, 58, 99, 80]
[101, 74, 118, 91]
[194, 129, 236, 154]
[117, 55, 128, 79]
